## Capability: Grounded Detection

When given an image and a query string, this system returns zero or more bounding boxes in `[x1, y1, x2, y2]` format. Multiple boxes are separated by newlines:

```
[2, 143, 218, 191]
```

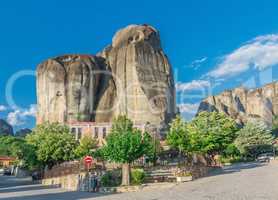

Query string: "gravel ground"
[0, 161, 278, 200]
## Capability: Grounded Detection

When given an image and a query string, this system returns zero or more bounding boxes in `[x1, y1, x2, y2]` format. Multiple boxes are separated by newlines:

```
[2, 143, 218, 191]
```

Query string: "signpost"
[84, 156, 94, 192]
[84, 156, 94, 170]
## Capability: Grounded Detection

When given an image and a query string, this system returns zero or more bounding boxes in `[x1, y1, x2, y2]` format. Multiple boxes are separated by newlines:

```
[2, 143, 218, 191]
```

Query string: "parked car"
[0, 168, 4, 175]
[256, 153, 271, 163]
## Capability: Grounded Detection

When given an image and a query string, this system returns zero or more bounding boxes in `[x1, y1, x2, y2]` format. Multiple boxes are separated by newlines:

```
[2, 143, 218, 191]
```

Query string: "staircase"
[144, 168, 176, 183]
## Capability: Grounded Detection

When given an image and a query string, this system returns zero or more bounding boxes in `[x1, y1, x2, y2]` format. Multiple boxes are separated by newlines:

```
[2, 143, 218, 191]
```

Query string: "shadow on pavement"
[0, 176, 34, 189]
[208, 162, 267, 176]
[0, 184, 60, 194]
[0, 190, 111, 200]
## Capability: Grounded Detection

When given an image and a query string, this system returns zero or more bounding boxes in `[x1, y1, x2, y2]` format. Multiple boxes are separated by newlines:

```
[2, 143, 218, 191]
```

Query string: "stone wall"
[42, 172, 88, 191]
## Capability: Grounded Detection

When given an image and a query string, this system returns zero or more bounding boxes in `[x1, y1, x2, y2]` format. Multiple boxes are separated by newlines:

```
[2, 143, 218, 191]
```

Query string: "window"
[94, 127, 99, 139]
[103, 127, 107, 138]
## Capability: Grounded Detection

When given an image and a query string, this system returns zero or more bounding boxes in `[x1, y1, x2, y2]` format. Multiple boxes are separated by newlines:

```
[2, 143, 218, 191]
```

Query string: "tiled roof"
[0, 156, 16, 161]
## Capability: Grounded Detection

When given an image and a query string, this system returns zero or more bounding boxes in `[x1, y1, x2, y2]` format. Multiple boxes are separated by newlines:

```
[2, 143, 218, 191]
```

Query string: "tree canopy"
[26, 122, 77, 168]
[234, 121, 274, 157]
[74, 135, 98, 159]
[100, 115, 153, 185]
[187, 111, 238, 155]
[272, 115, 278, 136]
[101, 116, 152, 164]
[0, 136, 38, 169]
[166, 115, 190, 154]
[167, 112, 238, 157]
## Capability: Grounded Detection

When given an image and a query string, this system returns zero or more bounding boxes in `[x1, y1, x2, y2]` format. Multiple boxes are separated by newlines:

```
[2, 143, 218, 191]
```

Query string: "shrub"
[175, 171, 192, 177]
[234, 121, 274, 158]
[100, 170, 121, 187]
[131, 168, 145, 185]
[223, 144, 240, 158]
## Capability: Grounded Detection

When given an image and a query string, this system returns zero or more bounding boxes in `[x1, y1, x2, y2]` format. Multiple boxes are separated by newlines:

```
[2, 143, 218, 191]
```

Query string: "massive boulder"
[0, 119, 13, 136]
[37, 55, 102, 123]
[96, 24, 176, 124]
[36, 24, 176, 126]
[197, 82, 278, 126]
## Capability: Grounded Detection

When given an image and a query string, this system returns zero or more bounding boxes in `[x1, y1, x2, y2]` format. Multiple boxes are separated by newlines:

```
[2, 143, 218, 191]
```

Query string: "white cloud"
[7, 104, 37, 126]
[208, 34, 278, 78]
[176, 80, 210, 92]
[0, 105, 7, 112]
[189, 57, 208, 70]
[178, 103, 199, 114]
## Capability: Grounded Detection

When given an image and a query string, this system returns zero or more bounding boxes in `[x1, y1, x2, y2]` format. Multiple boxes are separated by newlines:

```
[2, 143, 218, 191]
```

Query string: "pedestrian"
[90, 173, 98, 192]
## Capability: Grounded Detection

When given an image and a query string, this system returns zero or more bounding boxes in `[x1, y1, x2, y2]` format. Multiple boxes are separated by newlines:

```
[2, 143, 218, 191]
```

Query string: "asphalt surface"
[0, 161, 277, 200]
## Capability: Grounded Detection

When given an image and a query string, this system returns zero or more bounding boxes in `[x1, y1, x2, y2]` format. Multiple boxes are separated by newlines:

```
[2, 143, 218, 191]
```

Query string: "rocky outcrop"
[37, 55, 103, 123]
[15, 128, 32, 137]
[37, 24, 176, 126]
[0, 119, 13, 136]
[197, 82, 278, 126]
[96, 25, 176, 124]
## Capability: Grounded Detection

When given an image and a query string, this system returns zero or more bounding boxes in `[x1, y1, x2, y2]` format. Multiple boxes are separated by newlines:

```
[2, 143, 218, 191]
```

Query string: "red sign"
[84, 156, 94, 164]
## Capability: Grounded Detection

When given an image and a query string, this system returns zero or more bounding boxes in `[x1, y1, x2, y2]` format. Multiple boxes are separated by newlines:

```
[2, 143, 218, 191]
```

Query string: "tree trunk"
[122, 163, 130, 186]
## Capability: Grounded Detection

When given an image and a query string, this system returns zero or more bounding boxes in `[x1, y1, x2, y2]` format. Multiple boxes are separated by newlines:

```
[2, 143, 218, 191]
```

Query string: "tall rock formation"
[197, 82, 278, 126]
[37, 55, 102, 123]
[36, 24, 176, 126]
[96, 25, 176, 124]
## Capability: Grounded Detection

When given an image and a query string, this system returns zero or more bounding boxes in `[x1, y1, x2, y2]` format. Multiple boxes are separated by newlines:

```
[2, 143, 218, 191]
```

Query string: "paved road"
[0, 161, 278, 200]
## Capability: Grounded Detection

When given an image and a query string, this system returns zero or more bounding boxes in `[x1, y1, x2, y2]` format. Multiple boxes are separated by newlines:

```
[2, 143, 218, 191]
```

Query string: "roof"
[0, 156, 16, 161]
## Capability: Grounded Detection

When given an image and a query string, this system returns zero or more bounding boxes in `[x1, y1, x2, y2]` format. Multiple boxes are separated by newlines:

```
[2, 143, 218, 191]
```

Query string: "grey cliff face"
[198, 82, 278, 125]
[96, 25, 176, 124]
[37, 55, 102, 123]
[0, 119, 13, 136]
[37, 24, 176, 126]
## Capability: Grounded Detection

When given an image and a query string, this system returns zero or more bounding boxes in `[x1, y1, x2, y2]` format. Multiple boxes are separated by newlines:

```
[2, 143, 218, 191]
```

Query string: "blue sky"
[0, 0, 277, 130]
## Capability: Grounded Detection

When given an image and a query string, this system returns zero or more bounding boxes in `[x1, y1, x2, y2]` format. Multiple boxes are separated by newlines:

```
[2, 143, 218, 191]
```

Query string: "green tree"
[234, 121, 274, 158]
[145, 136, 162, 166]
[26, 122, 77, 168]
[100, 115, 152, 186]
[74, 135, 98, 159]
[0, 136, 38, 169]
[187, 111, 238, 156]
[272, 115, 278, 136]
[0, 136, 16, 156]
[222, 143, 240, 158]
[166, 115, 190, 155]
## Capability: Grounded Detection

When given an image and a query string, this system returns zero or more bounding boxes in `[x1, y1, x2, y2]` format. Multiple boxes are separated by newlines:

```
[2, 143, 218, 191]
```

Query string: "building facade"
[0, 156, 15, 167]
[68, 121, 158, 144]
